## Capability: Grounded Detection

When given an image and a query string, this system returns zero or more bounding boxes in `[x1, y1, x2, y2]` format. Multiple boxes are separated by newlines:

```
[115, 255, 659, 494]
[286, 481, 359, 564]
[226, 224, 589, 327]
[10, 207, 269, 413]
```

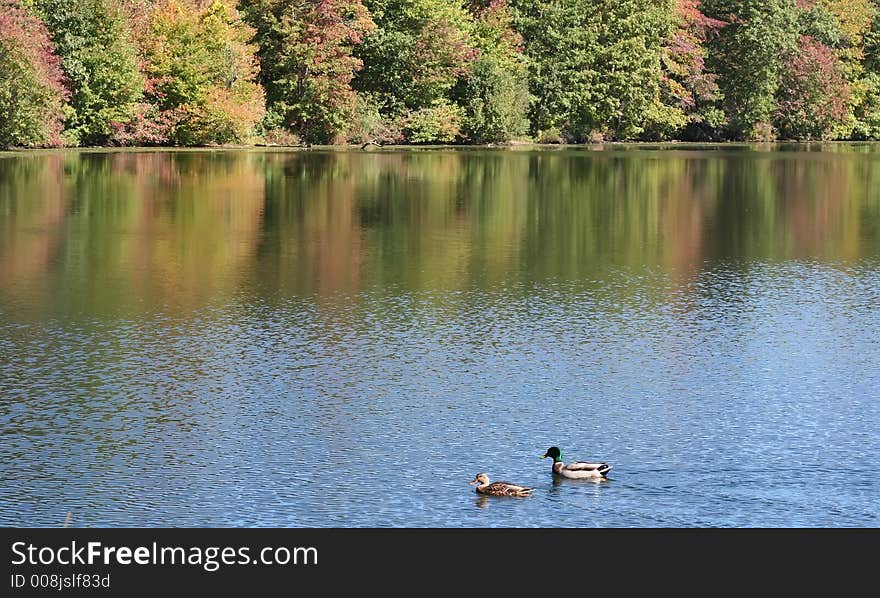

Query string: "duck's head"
[541, 447, 562, 462]
[469, 473, 489, 485]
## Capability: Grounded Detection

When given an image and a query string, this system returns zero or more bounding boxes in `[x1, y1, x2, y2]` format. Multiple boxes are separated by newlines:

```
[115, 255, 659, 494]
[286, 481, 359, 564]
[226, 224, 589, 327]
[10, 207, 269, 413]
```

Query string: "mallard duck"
[541, 446, 612, 480]
[469, 473, 534, 497]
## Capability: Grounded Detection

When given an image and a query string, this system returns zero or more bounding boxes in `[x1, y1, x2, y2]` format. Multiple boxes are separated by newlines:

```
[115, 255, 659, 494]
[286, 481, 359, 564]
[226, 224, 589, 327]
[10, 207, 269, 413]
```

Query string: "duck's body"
[469, 473, 534, 497]
[541, 447, 612, 480]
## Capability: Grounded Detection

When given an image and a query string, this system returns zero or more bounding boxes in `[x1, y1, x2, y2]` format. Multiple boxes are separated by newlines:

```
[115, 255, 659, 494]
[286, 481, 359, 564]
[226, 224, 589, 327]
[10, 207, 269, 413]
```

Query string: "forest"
[2, 0, 880, 148]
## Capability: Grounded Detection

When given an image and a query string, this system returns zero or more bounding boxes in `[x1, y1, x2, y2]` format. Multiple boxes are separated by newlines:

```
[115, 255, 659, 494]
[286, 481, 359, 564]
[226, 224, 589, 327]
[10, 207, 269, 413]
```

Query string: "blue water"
[1, 147, 878, 527]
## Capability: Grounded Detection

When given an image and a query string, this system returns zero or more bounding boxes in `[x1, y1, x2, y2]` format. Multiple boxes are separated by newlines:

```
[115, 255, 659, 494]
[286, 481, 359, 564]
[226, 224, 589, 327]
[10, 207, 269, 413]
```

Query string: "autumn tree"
[0, 0, 67, 148]
[811, 0, 878, 138]
[656, 0, 725, 140]
[241, 0, 375, 144]
[776, 35, 849, 138]
[141, 0, 266, 145]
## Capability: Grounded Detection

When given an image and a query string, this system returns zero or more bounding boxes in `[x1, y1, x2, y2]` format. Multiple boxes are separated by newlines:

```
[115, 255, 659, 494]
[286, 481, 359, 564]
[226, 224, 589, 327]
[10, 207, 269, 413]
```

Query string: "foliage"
[4, 0, 879, 146]
[854, 3, 880, 137]
[356, 0, 476, 115]
[458, 54, 530, 142]
[817, 0, 877, 137]
[108, 102, 178, 146]
[458, 0, 531, 142]
[534, 126, 563, 144]
[142, 0, 266, 145]
[867, 4, 880, 74]
[814, 0, 875, 44]
[512, 0, 675, 141]
[797, 1, 843, 47]
[655, 0, 725, 139]
[173, 82, 266, 145]
[241, 0, 376, 144]
[775, 35, 850, 138]
[34, 0, 144, 145]
[0, 0, 67, 148]
[345, 92, 402, 144]
[851, 72, 880, 138]
[704, 0, 799, 140]
[401, 100, 463, 142]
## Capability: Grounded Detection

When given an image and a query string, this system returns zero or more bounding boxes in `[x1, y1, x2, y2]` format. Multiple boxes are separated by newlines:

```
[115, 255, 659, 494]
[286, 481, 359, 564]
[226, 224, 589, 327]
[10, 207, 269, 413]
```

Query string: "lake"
[1, 145, 878, 527]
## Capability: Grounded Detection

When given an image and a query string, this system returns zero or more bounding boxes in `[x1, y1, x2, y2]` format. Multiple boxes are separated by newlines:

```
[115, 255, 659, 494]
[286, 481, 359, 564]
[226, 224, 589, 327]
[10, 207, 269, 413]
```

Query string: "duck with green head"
[541, 446, 612, 480]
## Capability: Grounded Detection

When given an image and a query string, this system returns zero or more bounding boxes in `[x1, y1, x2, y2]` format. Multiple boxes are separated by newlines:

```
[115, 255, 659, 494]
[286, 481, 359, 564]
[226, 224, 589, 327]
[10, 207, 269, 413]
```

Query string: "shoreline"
[4, 139, 880, 155]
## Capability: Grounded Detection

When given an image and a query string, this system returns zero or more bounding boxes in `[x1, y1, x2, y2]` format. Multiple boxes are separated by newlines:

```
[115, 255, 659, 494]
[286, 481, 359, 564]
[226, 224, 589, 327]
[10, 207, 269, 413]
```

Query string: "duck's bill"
[540, 454, 548, 458]
[468, 480, 478, 485]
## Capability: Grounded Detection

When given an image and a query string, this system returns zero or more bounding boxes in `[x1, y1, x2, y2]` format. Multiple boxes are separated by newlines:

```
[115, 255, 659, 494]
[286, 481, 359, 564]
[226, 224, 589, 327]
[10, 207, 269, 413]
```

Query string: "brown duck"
[469, 473, 534, 497]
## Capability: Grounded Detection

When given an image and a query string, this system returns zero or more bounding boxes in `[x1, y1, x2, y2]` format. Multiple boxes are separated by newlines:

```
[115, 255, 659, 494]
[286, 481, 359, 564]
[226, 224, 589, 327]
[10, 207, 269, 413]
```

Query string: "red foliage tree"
[660, 0, 725, 135]
[0, 0, 67, 148]
[776, 35, 850, 139]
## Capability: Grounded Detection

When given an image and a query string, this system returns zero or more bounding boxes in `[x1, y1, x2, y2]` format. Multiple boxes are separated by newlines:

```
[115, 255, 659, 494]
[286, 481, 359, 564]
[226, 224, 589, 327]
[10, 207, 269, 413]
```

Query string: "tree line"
[2, 0, 880, 149]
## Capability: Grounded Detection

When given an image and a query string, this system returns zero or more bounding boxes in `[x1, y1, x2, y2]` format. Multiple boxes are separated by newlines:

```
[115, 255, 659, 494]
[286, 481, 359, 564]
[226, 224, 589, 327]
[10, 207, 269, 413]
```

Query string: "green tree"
[703, 0, 799, 140]
[816, 0, 878, 138]
[512, 0, 674, 142]
[866, 1, 880, 74]
[34, 0, 144, 145]
[457, 0, 531, 142]
[355, 0, 476, 141]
